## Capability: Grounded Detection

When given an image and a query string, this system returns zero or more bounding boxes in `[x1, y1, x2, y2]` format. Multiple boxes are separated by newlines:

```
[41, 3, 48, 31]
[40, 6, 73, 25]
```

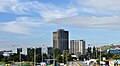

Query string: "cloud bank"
[0, 0, 120, 34]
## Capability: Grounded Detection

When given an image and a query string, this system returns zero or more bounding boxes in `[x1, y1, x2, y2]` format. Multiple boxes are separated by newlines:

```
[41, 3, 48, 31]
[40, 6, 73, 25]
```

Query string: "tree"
[0, 54, 3, 61]
[43, 53, 48, 59]
[92, 46, 96, 59]
[3, 56, 11, 62]
[86, 47, 92, 59]
[21, 54, 27, 61]
[10, 54, 19, 62]
[36, 54, 41, 62]
[79, 55, 85, 61]
[113, 54, 120, 59]
[56, 54, 62, 63]
[27, 49, 34, 61]
[77, 52, 81, 59]
[101, 53, 114, 60]
[52, 48, 62, 58]
[63, 51, 69, 64]
[67, 54, 72, 61]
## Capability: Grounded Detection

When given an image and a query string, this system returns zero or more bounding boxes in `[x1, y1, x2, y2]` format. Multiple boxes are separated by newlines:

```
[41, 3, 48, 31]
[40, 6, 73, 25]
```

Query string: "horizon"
[0, 0, 120, 50]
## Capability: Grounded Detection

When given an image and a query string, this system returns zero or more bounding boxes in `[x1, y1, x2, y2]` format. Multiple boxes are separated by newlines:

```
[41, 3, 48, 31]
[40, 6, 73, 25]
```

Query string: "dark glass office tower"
[53, 29, 69, 52]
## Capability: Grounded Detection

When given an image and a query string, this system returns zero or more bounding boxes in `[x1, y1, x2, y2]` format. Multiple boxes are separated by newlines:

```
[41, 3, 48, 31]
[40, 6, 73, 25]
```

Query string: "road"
[68, 61, 79, 66]
[78, 61, 89, 66]
[78, 61, 95, 66]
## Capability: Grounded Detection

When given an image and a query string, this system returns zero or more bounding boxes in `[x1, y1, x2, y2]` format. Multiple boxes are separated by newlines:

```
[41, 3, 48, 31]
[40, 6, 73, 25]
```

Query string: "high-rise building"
[70, 40, 85, 55]
[53, 29, 69, 52]
[47, 47, 53, 55]
[36, 47, 42, 55]
[17, 48, 22, 54]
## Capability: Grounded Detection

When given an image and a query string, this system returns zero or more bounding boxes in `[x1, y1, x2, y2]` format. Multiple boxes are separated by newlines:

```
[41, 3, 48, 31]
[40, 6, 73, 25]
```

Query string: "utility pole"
[100, 48, 101, 66]
[53, 53, 56, 66]
[42, 45, 45, 62]
[66, 50, 68, 64]
[19, 48, 22, 66]
[42, 52, 43, 62]
[34, 48, 36, 66]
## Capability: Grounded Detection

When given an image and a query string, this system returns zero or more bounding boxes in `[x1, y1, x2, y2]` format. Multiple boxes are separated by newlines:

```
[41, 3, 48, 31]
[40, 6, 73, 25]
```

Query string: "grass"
[0, 62, 5, 65]
[14, 62, 33, 66]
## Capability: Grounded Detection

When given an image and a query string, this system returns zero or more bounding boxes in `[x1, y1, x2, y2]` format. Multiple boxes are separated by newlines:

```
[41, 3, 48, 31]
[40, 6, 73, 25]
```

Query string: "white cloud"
[76, 0, 120, 16]
[0, 22, 30, 34]
[0, 0, 19, 12]
[84, 0, 120, 10]
[0, 17, 41, 34]
[0, 0, 78, 21]
[0, 0, 120, 33]
[41, 7, 78, 22]
[0, 0, 120, 17]
[54, 16, 120, 30]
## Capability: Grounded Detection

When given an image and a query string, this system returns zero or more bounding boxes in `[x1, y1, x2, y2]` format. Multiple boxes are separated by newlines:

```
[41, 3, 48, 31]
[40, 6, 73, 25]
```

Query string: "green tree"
[0, 54, 4, 61]
[101, 53, 114, 60]
[43, 53, 48, 59]
[63, 51, 69, 64]
[77, 52, 81, 59]
[3, 56, 11, 62]
[27, 49, 34, 61]
[92, 46, 96, 59]
[56, 54, 62, 63]
[36, 54, 41, 62]
[14, 55, 19, 62]
[10, 54, 19, 62]
[67, 54, 72, 61]
[79, 55, 85, 61]
[21, 54, 27, 61]
[86, 47, 92, 59]
[52, 48, 62, 58]
[113, 54, 120, 59]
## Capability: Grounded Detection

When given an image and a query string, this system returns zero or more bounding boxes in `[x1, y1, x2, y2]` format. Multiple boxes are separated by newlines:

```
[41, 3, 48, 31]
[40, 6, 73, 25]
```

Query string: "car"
[40, 62, 46, 66]
[85, 60, 90, 65]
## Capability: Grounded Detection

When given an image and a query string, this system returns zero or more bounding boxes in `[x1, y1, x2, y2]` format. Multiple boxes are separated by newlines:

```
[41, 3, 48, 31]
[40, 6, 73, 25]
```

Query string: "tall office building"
[70, 40, 85, 55]
[53, 29, 69, 52]
[17, 48, 22, 54]
[47, 47, 53, 55]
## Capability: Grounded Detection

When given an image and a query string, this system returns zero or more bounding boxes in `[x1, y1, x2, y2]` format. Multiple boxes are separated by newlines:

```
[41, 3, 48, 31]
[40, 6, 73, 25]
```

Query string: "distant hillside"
[98, 44, 120, 50]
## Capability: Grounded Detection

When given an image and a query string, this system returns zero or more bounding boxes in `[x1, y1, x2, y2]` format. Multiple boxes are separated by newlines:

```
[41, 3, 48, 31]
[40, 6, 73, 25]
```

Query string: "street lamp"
[41, 45, 47, 62]
[34, 47, 36, 66]
[100, 48, 102, 66]
[42, 45, 44, 62]
[65, 50, 68, 64]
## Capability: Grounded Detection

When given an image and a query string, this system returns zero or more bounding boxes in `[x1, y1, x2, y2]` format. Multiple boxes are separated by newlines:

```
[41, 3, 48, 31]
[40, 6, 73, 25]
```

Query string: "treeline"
[0, 48, 73, 64]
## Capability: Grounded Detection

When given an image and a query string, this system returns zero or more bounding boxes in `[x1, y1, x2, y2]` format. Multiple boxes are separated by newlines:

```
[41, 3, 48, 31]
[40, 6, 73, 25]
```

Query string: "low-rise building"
[107, 48, 120, 54]
[3, 50, 13, 56]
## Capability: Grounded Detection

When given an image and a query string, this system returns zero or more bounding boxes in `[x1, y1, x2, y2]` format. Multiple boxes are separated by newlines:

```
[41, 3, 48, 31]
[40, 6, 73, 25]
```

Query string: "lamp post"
[42, 45, 46, 62]
[65, 50, 68, 64]
[42, 45, 44, 62]
[100, 48, 102, 66]
[34, 47, 36, 66]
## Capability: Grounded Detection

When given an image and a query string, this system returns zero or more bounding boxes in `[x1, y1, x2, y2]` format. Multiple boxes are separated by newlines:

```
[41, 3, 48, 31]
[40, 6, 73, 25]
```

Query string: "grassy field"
[0, 62, 5, 65]
[0, 62, 33, 66]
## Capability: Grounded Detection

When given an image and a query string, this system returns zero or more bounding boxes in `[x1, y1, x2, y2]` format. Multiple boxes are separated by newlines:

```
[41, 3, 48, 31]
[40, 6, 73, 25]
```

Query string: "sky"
[0, 0, 120, 50]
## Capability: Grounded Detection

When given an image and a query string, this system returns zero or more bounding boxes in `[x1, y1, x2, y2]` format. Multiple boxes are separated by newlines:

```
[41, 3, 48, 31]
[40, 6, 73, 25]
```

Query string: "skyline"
[0, 0, 120, 50]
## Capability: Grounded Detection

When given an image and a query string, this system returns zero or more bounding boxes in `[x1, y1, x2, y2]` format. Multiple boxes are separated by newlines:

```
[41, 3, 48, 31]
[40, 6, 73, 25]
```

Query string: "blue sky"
[0, 0, 120, 50]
